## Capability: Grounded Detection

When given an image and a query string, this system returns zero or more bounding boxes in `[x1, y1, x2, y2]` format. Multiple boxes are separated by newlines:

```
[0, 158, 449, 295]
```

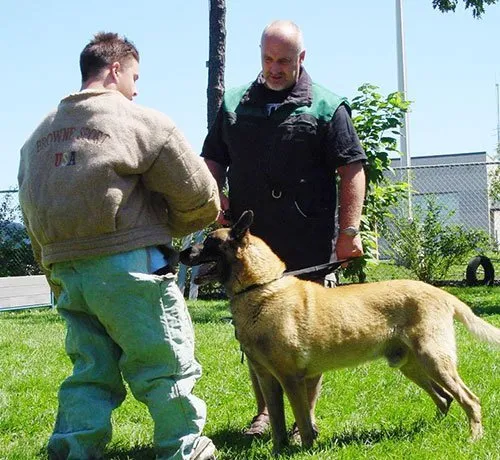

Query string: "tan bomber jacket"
[18, 89, 219, 273]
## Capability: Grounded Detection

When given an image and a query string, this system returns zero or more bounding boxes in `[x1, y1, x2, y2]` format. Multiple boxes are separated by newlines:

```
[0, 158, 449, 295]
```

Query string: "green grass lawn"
[1, 287, 499, 459]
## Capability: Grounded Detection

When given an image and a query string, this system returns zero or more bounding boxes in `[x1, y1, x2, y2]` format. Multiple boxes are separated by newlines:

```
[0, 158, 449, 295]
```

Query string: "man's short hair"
[80, 32, 140, 82]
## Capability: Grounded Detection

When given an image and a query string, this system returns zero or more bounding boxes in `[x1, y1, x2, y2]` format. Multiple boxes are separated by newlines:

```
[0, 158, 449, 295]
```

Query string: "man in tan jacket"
[18, 32, 219, 460]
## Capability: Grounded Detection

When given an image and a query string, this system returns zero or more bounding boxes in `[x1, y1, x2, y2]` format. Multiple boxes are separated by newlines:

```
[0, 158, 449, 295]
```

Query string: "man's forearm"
[337, 161, 366, 230]
[204, 159, 227, 191]
[204, 158, 231, 224]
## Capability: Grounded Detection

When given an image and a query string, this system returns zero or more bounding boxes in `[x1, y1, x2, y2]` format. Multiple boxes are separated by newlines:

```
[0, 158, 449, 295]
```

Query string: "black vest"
[220, 70, 347, 270]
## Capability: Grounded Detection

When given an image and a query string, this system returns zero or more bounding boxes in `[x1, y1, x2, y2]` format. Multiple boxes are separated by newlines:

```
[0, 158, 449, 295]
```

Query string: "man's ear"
[299, 49, 306, 65]
[110, 61, 121, 81]
[230, 210, 254, 240]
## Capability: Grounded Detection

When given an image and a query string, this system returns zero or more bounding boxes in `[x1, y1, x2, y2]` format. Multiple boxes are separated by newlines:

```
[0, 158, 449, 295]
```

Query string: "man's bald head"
[261, 20, 305, 55]
[260, 20, 306, 91]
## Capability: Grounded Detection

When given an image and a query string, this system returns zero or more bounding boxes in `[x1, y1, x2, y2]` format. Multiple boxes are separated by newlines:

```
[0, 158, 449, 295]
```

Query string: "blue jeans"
[47, 248, 206, 459]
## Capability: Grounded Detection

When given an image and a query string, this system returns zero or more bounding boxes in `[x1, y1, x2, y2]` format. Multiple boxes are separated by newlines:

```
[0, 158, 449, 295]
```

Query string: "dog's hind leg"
[413, 341, 483, 440]
[281, 375, 317, 449]
[429, 381, 454, 416]
[250, 361, 288, 451]
[399, 353, 453, 416]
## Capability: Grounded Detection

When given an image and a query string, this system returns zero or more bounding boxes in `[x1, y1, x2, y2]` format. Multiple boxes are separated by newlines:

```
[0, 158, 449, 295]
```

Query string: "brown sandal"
[243, 413, 270, 437]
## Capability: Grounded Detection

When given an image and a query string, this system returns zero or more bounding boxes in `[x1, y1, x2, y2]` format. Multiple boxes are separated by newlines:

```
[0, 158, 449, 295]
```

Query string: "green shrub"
[385, 197, 491, 283]
[0, 192, 42, 276]
[343, 84, 410, 283]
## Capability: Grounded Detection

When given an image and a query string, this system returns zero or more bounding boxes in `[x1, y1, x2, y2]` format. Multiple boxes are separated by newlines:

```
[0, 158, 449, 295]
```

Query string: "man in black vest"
[202, 20, 366, 437]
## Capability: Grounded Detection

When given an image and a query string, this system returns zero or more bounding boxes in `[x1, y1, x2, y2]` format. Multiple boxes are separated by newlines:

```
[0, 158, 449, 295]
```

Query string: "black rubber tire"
[465, 255, 495, 286]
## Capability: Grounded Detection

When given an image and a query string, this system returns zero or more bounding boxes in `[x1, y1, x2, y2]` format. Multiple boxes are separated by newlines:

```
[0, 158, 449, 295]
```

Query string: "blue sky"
[1, 0, 499, 190]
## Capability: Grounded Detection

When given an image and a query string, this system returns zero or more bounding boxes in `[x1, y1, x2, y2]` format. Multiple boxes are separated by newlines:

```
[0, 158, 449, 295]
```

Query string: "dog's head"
[180, 210, 286, 293]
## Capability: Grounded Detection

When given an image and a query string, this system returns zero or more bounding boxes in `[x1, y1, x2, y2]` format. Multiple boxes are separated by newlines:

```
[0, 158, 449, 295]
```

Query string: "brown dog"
[180, 210, 500, 452]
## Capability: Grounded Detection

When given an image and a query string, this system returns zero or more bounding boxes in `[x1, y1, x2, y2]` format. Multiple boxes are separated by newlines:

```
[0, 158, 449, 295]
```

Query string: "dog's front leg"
[250, 360, 288, 452]
[305, 374, 322, 429]
[282, 375, 316, 448]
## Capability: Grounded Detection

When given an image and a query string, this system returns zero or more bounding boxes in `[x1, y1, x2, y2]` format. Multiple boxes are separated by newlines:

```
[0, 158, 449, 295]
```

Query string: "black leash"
[283, 258, 354, 277]
[233, 258, 356, 297]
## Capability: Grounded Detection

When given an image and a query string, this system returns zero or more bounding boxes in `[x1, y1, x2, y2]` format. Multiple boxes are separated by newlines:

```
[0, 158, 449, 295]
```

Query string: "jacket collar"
[60, 88, 125, 105]
[240, 67, 313, 108]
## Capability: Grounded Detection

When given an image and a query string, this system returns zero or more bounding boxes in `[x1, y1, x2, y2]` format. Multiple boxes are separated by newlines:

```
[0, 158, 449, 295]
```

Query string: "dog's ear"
[230, 210, 254, 240]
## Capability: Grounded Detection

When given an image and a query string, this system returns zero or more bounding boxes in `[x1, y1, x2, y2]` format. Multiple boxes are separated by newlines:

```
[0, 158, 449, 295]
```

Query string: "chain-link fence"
[377, 161, 500, 282]
[386, 161, 495, 234]
[2, 160, 500, 293]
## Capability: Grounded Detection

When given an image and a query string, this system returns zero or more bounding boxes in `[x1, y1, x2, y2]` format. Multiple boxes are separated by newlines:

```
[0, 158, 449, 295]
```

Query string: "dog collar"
[232, 277, 283, 297]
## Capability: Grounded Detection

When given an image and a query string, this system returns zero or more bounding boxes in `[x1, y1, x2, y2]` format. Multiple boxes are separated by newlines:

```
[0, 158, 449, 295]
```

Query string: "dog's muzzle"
[179, 246, 219, 285]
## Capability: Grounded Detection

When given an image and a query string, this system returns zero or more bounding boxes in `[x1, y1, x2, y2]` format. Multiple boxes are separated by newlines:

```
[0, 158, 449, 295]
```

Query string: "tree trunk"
[207, 0, 226, 130]
[184, 0, 226, 300]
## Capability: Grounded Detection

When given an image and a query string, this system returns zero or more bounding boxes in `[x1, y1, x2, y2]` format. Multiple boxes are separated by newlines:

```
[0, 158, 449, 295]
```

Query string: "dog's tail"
[452, 298, 500, 346]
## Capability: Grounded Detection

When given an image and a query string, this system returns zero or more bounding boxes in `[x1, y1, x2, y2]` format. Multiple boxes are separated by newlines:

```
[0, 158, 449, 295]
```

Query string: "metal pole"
[496, 82, 500, 155]
[396, 0, 410, 166]
[396, 0, 412, 217]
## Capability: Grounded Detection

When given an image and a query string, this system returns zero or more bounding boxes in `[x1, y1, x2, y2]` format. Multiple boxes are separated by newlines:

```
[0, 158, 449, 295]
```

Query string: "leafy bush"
[0, 192, 41, 277]
[385, 197, 491, 283]
[343, 84, 410, 282]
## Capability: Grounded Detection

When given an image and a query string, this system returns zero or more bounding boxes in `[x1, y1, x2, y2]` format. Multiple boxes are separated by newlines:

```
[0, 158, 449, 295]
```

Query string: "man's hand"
[335, 233, 363, 266]
[217, 193, 231, 226]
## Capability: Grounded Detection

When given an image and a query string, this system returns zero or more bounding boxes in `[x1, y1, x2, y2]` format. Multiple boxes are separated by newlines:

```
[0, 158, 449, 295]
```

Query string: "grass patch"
[1, 287, 499, 459]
